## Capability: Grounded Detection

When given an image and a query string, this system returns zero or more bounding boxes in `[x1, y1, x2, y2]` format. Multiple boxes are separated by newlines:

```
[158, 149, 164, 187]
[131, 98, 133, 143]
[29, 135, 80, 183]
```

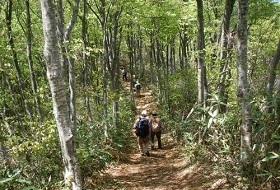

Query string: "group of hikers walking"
[133, 110, 163, 156]
[121, 66, 162, 156]
[121, 66, 142, 97]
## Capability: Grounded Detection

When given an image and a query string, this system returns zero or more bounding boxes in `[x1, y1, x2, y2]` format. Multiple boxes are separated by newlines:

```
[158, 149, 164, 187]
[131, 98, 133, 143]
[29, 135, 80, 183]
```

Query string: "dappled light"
[92, 81, 231, 190]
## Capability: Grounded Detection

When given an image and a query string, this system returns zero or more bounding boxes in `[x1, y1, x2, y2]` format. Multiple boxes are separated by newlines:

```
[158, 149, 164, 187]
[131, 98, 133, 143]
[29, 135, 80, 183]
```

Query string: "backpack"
[135, 118, 149, 138]
[152, 120, 160, 132]
[122, 69, 127, 75]
[136, 83, 141, 90]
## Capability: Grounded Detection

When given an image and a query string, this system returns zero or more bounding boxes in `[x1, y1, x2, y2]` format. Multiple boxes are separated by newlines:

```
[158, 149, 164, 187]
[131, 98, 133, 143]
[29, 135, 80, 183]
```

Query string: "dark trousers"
[150, 131, 161, 149]
[122, 74, 127, 81]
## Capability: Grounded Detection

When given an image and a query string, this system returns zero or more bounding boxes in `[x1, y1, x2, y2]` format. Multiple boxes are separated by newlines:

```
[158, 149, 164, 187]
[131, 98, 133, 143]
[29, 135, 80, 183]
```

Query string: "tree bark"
[40, 0, 82, 189]
[126, 24, 136, 113]
[265, 40, 280, 114]
[81, 0, 94, 122]
[265, 40, 280, 151]
[5, 0, 32, 120]
[56, 0, 80, 135]
[179, 24, 190, 69]
[25, 0, 42, 120]
[138, 26, 144, 80]
[237, 0, 252, 163]
[196, 0, 207, 107]
[94, 0, 123, 134]
[216, 0, 236, 113]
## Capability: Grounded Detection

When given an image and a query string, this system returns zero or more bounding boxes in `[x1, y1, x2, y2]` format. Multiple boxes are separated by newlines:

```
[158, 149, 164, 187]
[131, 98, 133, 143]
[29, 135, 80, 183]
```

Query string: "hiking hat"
[152, 113, 158, 117]
[141, 110, 147, 117]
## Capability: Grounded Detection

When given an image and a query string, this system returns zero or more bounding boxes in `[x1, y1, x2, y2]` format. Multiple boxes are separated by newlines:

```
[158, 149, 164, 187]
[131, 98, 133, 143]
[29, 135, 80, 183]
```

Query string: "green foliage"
[0, 0, 279, 189]
[1, 116, 63, 189]
[75, 91, 135, 181]
[0, 168, 39, 190]
[165, 68, 197, 117]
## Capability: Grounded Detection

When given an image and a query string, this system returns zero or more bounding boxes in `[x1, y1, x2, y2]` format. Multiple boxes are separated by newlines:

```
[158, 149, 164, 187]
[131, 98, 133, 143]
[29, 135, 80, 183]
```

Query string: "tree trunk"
[155, 39, 163, 103]
[237, 0, 252, 163]
[149, 35, 155, 84]
[57, 0, 80, 135]
[5, 0, 32, 120]
[265, 40, 280, 114]
[40, 0, 82, 189]
[109, 11, 122, 129]
[216, 0, 236, 113]
[95, 1, 123, 133]
[0, 74, 16, 168]
[25, 0, 42, 120]
[179, 24, 190, 69]
[196, 0, 207, 107]
[265, 40, 280, 151]
[81, 0, 93, 122]
[138, 26, 144, 80]
[126, 24, 136, 113]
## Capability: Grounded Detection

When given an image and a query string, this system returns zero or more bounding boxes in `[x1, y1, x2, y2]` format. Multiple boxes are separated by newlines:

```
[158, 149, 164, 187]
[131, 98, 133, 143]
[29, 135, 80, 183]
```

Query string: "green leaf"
[0, 177, 13, 184]
[261, 152, 280, 162]
[15, 178, 31, 185]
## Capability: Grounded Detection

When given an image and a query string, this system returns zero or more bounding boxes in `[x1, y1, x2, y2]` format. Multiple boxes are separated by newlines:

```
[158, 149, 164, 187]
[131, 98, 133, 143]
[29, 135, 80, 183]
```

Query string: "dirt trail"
[98, 81, 230, 190]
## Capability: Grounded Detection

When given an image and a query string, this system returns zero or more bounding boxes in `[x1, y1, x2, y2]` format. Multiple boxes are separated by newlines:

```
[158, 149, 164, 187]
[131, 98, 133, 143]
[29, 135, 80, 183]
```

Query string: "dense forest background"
[0, 0, 279, 189]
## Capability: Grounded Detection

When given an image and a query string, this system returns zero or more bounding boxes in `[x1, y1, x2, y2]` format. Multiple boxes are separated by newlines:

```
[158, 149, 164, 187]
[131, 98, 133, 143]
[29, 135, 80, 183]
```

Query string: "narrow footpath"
[96, 81, 230, 190]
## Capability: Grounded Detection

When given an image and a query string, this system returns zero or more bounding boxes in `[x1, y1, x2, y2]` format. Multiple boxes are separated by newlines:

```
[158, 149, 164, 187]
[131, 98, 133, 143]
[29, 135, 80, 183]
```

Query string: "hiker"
[150, 112, 163, 149]
[121, 67, 127, 81]
[134, 80, 141, 97]
[133, 110, 150, 156]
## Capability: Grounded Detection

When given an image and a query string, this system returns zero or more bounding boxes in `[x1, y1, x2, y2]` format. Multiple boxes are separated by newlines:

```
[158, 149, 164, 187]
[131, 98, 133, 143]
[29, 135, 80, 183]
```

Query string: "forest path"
[96, 80, 230, 190]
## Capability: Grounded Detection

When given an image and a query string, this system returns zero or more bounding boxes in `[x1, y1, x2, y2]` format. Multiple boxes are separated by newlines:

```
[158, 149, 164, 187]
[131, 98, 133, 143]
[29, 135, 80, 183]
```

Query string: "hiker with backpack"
[150, 112, 163, 150]
[135, 80, 141, 97]
[133, 110, 150, 156]
[121, 67, 127, 81]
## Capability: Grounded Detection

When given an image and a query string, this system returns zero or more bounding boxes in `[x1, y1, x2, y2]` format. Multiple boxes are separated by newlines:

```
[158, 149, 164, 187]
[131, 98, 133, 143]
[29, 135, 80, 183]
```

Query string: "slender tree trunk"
[171, 38, 176, 74]
[110, 10, 122, 129]
[136, 26, 144, 81]
[96, 1, 123, 134]
[237, 0, 252, 163]
[0, 71, 15, 168]
[265, 40, 280, 114]
[149, 35, 155, 84]
[58, 0, 80, 135]
[196, 0, 207, 106]
[101, 5, 109, 140]
[25, 0, 42, 119]
[5, 0, 32, 119]
[81, 0, 93, 122]
[126, 24, 136, 113]
[265, 40, 280, 151]
[23, 1, 44, 175]
[217, 0, 236, 113]
[5, 2, 37, 172]
[103, 51, 109, 139]
[155, 39, 163, 103]
[40, 0, 82, 189]
[179, 24, 189, 69]
[4, 77, 26, 135]
[57, 0, 67, 78]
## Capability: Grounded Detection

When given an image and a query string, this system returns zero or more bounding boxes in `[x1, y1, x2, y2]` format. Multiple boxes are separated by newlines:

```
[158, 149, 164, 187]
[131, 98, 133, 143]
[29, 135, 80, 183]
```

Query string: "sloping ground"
[93, 81, 231, 190]
[98, 137, 230, 190]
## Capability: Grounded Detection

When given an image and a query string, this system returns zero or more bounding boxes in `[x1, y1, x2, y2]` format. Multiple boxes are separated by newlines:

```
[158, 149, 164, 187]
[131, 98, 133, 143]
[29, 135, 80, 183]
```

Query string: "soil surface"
[94, 81, 231, 190]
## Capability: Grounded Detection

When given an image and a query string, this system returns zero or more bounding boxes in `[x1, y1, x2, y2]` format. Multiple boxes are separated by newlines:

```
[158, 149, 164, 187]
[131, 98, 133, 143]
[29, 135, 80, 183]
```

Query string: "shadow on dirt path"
[96, 81, 231, 190]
